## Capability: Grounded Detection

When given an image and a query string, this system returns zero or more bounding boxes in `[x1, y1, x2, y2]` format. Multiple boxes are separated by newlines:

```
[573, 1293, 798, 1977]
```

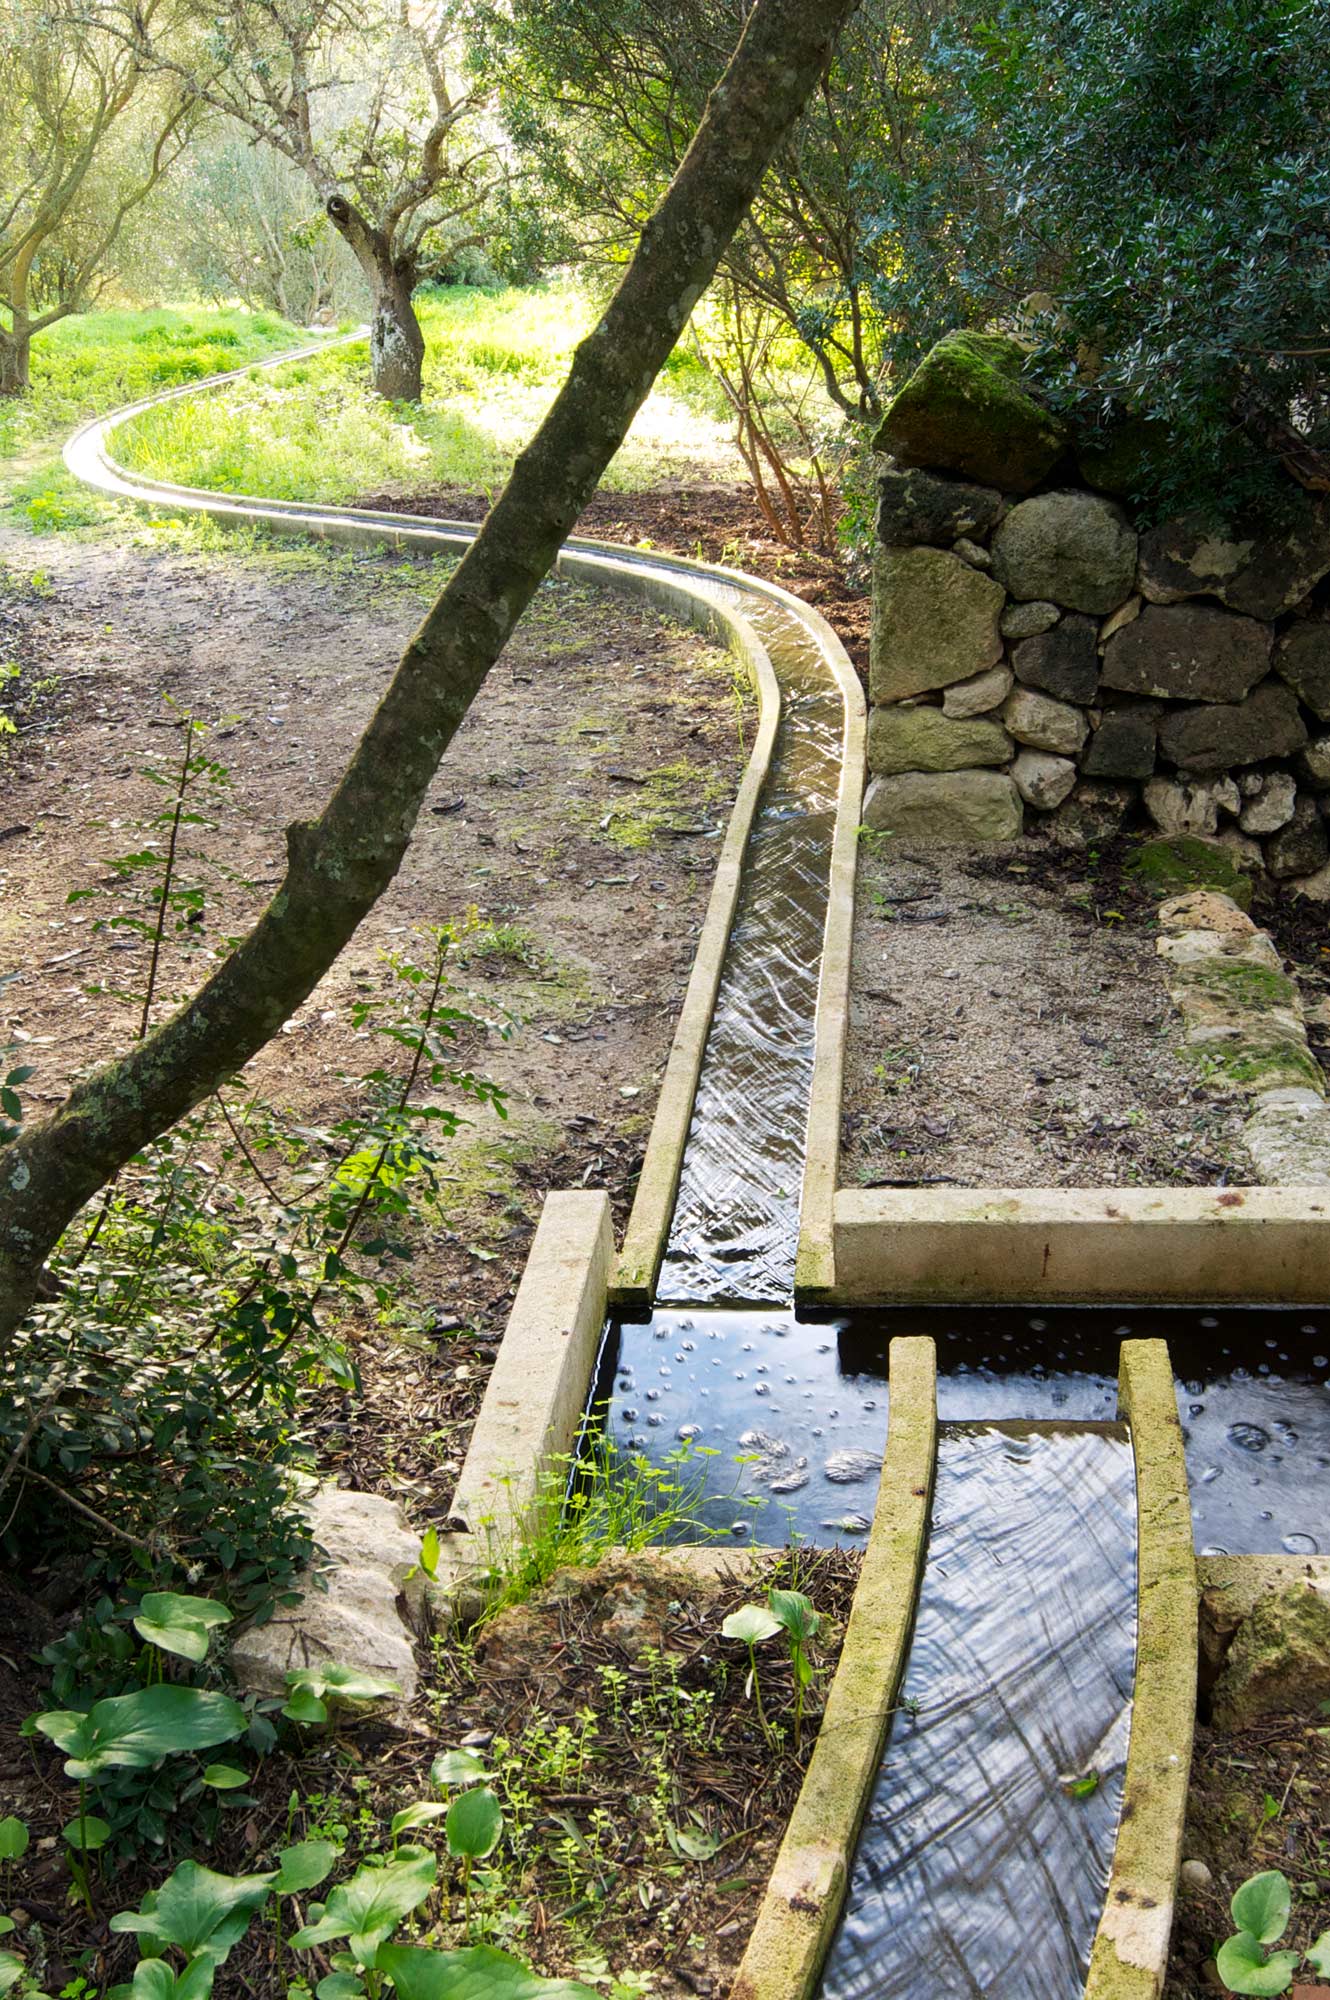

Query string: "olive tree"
[0, 0, 191, 395]
[0, 0, 863, 1342]
[119, 0, 506, 399]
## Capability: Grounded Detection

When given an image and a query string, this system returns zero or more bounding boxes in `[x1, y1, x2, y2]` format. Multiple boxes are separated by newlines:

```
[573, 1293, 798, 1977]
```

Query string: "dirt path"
[0, 522, 745, 1507]
[842, 834, 1251, 1189]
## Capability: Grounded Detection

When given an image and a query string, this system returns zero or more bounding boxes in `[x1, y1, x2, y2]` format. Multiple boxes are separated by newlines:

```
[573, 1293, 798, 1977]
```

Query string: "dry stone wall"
[865, 333, 1330, 895]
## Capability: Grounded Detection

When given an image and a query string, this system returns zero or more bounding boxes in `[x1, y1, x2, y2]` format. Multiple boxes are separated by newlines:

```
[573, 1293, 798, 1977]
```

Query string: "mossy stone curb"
[1085, 1338, 1197, 2000]
[729, 1337, 937, 2000]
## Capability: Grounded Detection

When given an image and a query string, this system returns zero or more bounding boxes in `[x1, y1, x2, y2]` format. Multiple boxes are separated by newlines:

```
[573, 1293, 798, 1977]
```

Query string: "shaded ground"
[1165, 1708, 1330, 1998]
[842, 832, 1252, 1190]
[0, 522, 746, 1513]
[357, 482, 873, 678]
[6, 1549, 859, 2000]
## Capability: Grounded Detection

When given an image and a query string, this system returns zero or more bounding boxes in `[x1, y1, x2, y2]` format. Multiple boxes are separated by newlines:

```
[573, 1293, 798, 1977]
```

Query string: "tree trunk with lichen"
[0, 0, 862, 1344]
[324, 195, 426, 401]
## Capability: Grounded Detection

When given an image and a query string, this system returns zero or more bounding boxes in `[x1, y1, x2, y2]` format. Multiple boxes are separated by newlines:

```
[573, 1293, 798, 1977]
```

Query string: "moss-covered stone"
[872, 331, 1066, 494]
[1127, 835, 1254, 909]
[1210, 1580, 1330, 1730]
[1173, 959, 1300, 1014]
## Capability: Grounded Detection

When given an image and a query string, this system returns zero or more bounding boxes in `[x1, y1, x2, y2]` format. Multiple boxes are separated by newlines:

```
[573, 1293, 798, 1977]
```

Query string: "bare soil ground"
[0, 521, 745, 1511]
[1165, 1707, 1330, 1998]
[357, 481, 873, 677]
[842, 832, 1255, 1190]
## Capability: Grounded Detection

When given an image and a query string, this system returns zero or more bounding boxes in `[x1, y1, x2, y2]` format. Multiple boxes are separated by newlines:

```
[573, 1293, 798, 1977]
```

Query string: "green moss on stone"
[873, 330, 1066, 493]
[1177, 960, 1299, 1012]
[1217, 1038, 1324, 1093]
[1127, 835, 1254, 910]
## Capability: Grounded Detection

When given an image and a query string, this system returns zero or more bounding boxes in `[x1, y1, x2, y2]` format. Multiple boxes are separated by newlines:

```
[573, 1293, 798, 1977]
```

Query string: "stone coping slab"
[450, 1190, 614, 1551]
[1086, 1339, 1197, 2000]
[832, 1185, 1329, 1303]
[729, 1335, 937, 2000]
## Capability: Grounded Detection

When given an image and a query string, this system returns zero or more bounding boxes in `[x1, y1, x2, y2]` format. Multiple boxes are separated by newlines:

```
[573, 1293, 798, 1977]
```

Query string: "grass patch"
[112, 283, 737, 503]
[0, 305, 306, 469]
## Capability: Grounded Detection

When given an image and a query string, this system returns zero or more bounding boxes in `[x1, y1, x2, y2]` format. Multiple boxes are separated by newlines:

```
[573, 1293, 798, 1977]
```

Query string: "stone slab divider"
[729, 1335, 937, 2000]
[795, 609, 866, 1303]
[1086, 1338, 1197, 2000]
[832, 1184, 1329, 1303]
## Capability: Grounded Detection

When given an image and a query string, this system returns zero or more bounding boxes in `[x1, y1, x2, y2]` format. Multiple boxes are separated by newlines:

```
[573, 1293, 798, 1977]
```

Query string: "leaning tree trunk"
[0, 0, 862, 1344]
[368, 263, 426, 402]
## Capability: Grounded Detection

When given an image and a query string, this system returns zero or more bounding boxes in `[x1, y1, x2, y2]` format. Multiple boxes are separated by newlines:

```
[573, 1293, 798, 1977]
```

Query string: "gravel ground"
[842, 836, 1250, 1189]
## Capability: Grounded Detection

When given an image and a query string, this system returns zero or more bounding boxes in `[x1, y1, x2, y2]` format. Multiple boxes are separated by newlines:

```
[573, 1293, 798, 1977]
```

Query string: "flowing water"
[821, 1423, 1137, 2000]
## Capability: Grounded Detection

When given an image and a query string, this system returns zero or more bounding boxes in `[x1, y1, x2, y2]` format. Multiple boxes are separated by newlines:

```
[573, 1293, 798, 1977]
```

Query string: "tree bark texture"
[0, 0, 862, 1341]
[0, 327, 29, 396]
[369, 265, 427, 401]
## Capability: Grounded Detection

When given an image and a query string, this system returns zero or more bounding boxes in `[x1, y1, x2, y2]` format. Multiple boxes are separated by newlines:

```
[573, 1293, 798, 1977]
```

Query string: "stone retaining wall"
[865, 332, 1330, 894]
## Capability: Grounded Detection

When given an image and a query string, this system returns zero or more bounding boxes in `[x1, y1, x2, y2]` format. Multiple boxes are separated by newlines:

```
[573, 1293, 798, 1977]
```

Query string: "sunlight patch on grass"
[112, 283, 738, 502]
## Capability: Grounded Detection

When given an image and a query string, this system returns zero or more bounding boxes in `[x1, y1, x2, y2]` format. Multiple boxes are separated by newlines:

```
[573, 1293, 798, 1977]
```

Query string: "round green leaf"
[133, 1593, 232, 1664]
[35, 1685, 247, 1779]
[315, 1976, 365, 2000]
[768, 1589, 820, 1643]
[1215, 1934, 1298, 1997]
[1305, 1929, 1330, 1978]
[429, 1749, 486, 1788]
[273, 1840, 341, 1896]
[62, 1814, 112, 1850]
[0, 1955, 27, 1999]
[721, 1604, 781, 1646]
[391, 1802, 450, 1839]
[288, 1847, 436, 1961]
[0, 1818, 28, 1863]
[281, 1687, 328, 1725]
[1231, 1872, 1291, 1947]
[445, 1787, 503, 1862]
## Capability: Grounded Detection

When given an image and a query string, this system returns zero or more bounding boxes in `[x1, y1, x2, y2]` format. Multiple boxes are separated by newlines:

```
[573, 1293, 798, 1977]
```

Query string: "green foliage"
[289, 1847, 437, 1962]
[111, 1858, 277, 1965]
[0, 306, 303, 483]
[377, 1944, 598, 2000]
[1217, 1869, 1330, 1995]
[855, 0, 1330, 518]
[0, 1818, 27, 1863]
[33, 1685, 247, 1780]
[133, 1593, 233, 1664]
[110, 285, 732, 505]
[281, 1664, 404, 1727]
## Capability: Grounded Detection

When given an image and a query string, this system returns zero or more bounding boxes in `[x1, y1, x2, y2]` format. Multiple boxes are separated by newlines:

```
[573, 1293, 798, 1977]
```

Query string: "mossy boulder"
[1127, 835, 1254, 909]
[870, 546, 1005, 702]
[1210, 1580, 1330, 1730]
[873, 331, 1066, 494]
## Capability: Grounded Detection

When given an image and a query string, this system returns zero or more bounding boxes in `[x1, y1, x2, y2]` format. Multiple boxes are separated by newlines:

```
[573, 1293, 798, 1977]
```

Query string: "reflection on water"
[821, 1424, 1136, 2000]
[597, 1303, 1330, 1554]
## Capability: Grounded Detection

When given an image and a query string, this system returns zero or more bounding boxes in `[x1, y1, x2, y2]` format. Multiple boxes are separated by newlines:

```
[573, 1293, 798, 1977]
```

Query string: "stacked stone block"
[864, 331, 1330, 892]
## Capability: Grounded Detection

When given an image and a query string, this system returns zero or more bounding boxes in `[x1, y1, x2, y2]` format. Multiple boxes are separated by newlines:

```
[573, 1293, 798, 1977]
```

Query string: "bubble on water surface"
[677, 1424, 701, 1441]
[1228, 1422, 1270, 1452]
[1282, 1532, 1319, 1554]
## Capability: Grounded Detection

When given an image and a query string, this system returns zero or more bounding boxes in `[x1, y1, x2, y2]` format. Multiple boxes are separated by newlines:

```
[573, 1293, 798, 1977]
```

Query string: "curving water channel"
[65, 352, 1329, 1999]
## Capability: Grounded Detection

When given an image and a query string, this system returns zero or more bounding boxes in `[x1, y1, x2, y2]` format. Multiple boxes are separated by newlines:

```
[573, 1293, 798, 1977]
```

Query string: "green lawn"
[0, 304, 310, 531]
[0, 305, 307, 462]
[110, 283, 738, 504]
